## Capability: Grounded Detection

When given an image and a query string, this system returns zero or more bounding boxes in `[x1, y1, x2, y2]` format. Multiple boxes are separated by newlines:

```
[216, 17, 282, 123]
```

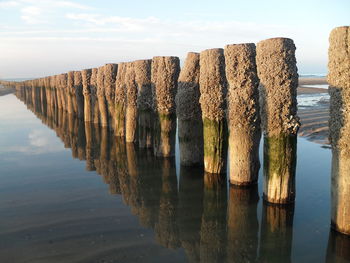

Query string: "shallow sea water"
[0, 93, 349, 263]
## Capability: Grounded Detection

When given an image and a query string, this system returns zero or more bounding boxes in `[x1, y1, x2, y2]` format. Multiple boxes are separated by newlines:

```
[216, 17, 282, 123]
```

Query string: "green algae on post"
[256, 37, 299, 204]
[199, 48, 228, 174]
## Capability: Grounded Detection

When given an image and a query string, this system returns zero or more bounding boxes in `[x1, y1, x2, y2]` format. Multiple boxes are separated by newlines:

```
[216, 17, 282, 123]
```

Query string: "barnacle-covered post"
[256, 38, 299, 204]
[74, 70, 84, 119]
[199, 48, 228, 174]
[151, 56, 180, 157]
[224, 43, 261, 185]
[176, 52, 203, 166]
[125, 62, 138, 143]
[82, 69, 92, 122]
[104, 63, 118, 128]
[90, 68, 99, 124]
[134, 59, 153, 148]
[97, 65, 108, 126]
[115, 62, 127, 137]
[67, 71, 76, 115]
[328, 26, 350, 235]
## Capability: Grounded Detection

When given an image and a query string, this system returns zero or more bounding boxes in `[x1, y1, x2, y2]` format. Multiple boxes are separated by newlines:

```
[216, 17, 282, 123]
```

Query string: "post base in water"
[203, 118, 228, 174]
[153, 113, 176, 157]
[178, 119, 203, 166]
[263, 134, 297, 204]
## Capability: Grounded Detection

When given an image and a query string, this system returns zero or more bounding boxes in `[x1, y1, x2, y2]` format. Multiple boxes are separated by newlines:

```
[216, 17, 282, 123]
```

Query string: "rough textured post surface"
[74, 71, 84, 119]
[328, 26, 350, 235]
[104, 63, 118, 129]
[115, 62, 127, 137]
[176, 52, 203, 166]
[256, 38, 299, 204]
[67, 71, 75, 115]
[97, 66, 108, 126]
[151, 56, 180, 157]
[135, 59, 153, 148]
[90, 68, 99, 124]
[82, 69, 92, 122]
[225, 43, 261, 185]
[199, 48, 228, 174]
[125, 62, 138, 143]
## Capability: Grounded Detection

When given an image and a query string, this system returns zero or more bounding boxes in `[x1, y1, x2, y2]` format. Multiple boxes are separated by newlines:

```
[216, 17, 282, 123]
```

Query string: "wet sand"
[0, 85, 15, 96]
[297, 77, 329, 146]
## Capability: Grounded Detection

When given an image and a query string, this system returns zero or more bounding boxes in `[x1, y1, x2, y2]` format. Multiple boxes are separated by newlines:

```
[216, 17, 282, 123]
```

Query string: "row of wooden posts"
[4, 25, 350, 236]
[6, 37, 300, 206]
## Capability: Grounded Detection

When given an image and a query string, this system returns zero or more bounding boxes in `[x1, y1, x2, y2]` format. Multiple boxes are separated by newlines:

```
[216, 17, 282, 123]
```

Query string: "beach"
[297, 77, 329, 145]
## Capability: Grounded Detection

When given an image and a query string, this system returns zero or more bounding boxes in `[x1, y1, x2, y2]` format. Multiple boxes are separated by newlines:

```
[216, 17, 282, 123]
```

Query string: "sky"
[0, 0, 349, 79]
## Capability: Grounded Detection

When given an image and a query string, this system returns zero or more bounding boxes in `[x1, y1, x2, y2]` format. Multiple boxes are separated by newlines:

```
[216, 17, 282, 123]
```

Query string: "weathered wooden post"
[90, 68, 99, 124]
[74, 71, 84, 119]
[199, 48, 228, 174]
[134, 59, 153, 148]
[67, 71, 75, 115]
[104, 63, 118, 128]
[115, 62, 127, 137]
[151, 56, 180, 157]
[259, 204, 294, 262]
[227, 185, 259, 262]
[256, 38, 299, 204]
[225, 44, 261, 185]
[97, 66, 108, 126]
[82, 69, 92, 122]
[59, 74, 67, 112]
[176, 52, 204, 166]
[125, 62, 138, 143]
[328, 26, 350, 235]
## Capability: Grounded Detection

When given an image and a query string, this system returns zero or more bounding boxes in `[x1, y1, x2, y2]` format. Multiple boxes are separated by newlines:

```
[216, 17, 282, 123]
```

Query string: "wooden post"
[115, 62, 127, 137]
[256, 38, 299, 204]
[328, 26, 350, 235]
[82, 69, 92, 122]
[225, 43, 261, 185]
[104, 63, 118, 129]
[176, 52, 203, 166]
[74, 71, 84, 119]
[134, 59, 153, 148]
[151, 56, 180, 157]
[125, 62, 138, 143]
[199, 48, 228, 174]
[97, 66, 108, 126]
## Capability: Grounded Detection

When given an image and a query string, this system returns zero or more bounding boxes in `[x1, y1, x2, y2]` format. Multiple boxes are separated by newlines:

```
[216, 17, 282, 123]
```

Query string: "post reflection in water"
[178, 166, 204, 263]
[227, 185, 259, 263]
[200, 173, 227, 263]
[14, 88, 350, 262]
[326, 230, 350, 263]
[259, 203, 294, 263]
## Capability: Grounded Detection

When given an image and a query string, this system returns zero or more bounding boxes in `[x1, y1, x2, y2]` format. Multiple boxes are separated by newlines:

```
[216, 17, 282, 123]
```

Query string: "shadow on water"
[4, 89, 349, 262]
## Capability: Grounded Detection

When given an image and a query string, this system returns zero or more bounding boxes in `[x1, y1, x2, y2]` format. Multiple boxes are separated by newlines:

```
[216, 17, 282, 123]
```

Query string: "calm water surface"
[0, 93, 349, 263]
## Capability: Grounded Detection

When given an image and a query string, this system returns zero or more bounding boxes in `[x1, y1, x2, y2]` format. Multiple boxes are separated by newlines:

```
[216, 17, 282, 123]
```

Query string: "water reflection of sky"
[0, 94, 64, 156]
[298, 84, 329, 109]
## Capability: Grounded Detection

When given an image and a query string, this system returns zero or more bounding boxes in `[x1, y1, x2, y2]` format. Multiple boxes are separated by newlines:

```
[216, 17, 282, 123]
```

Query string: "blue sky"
[0, 0, 349, 78]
